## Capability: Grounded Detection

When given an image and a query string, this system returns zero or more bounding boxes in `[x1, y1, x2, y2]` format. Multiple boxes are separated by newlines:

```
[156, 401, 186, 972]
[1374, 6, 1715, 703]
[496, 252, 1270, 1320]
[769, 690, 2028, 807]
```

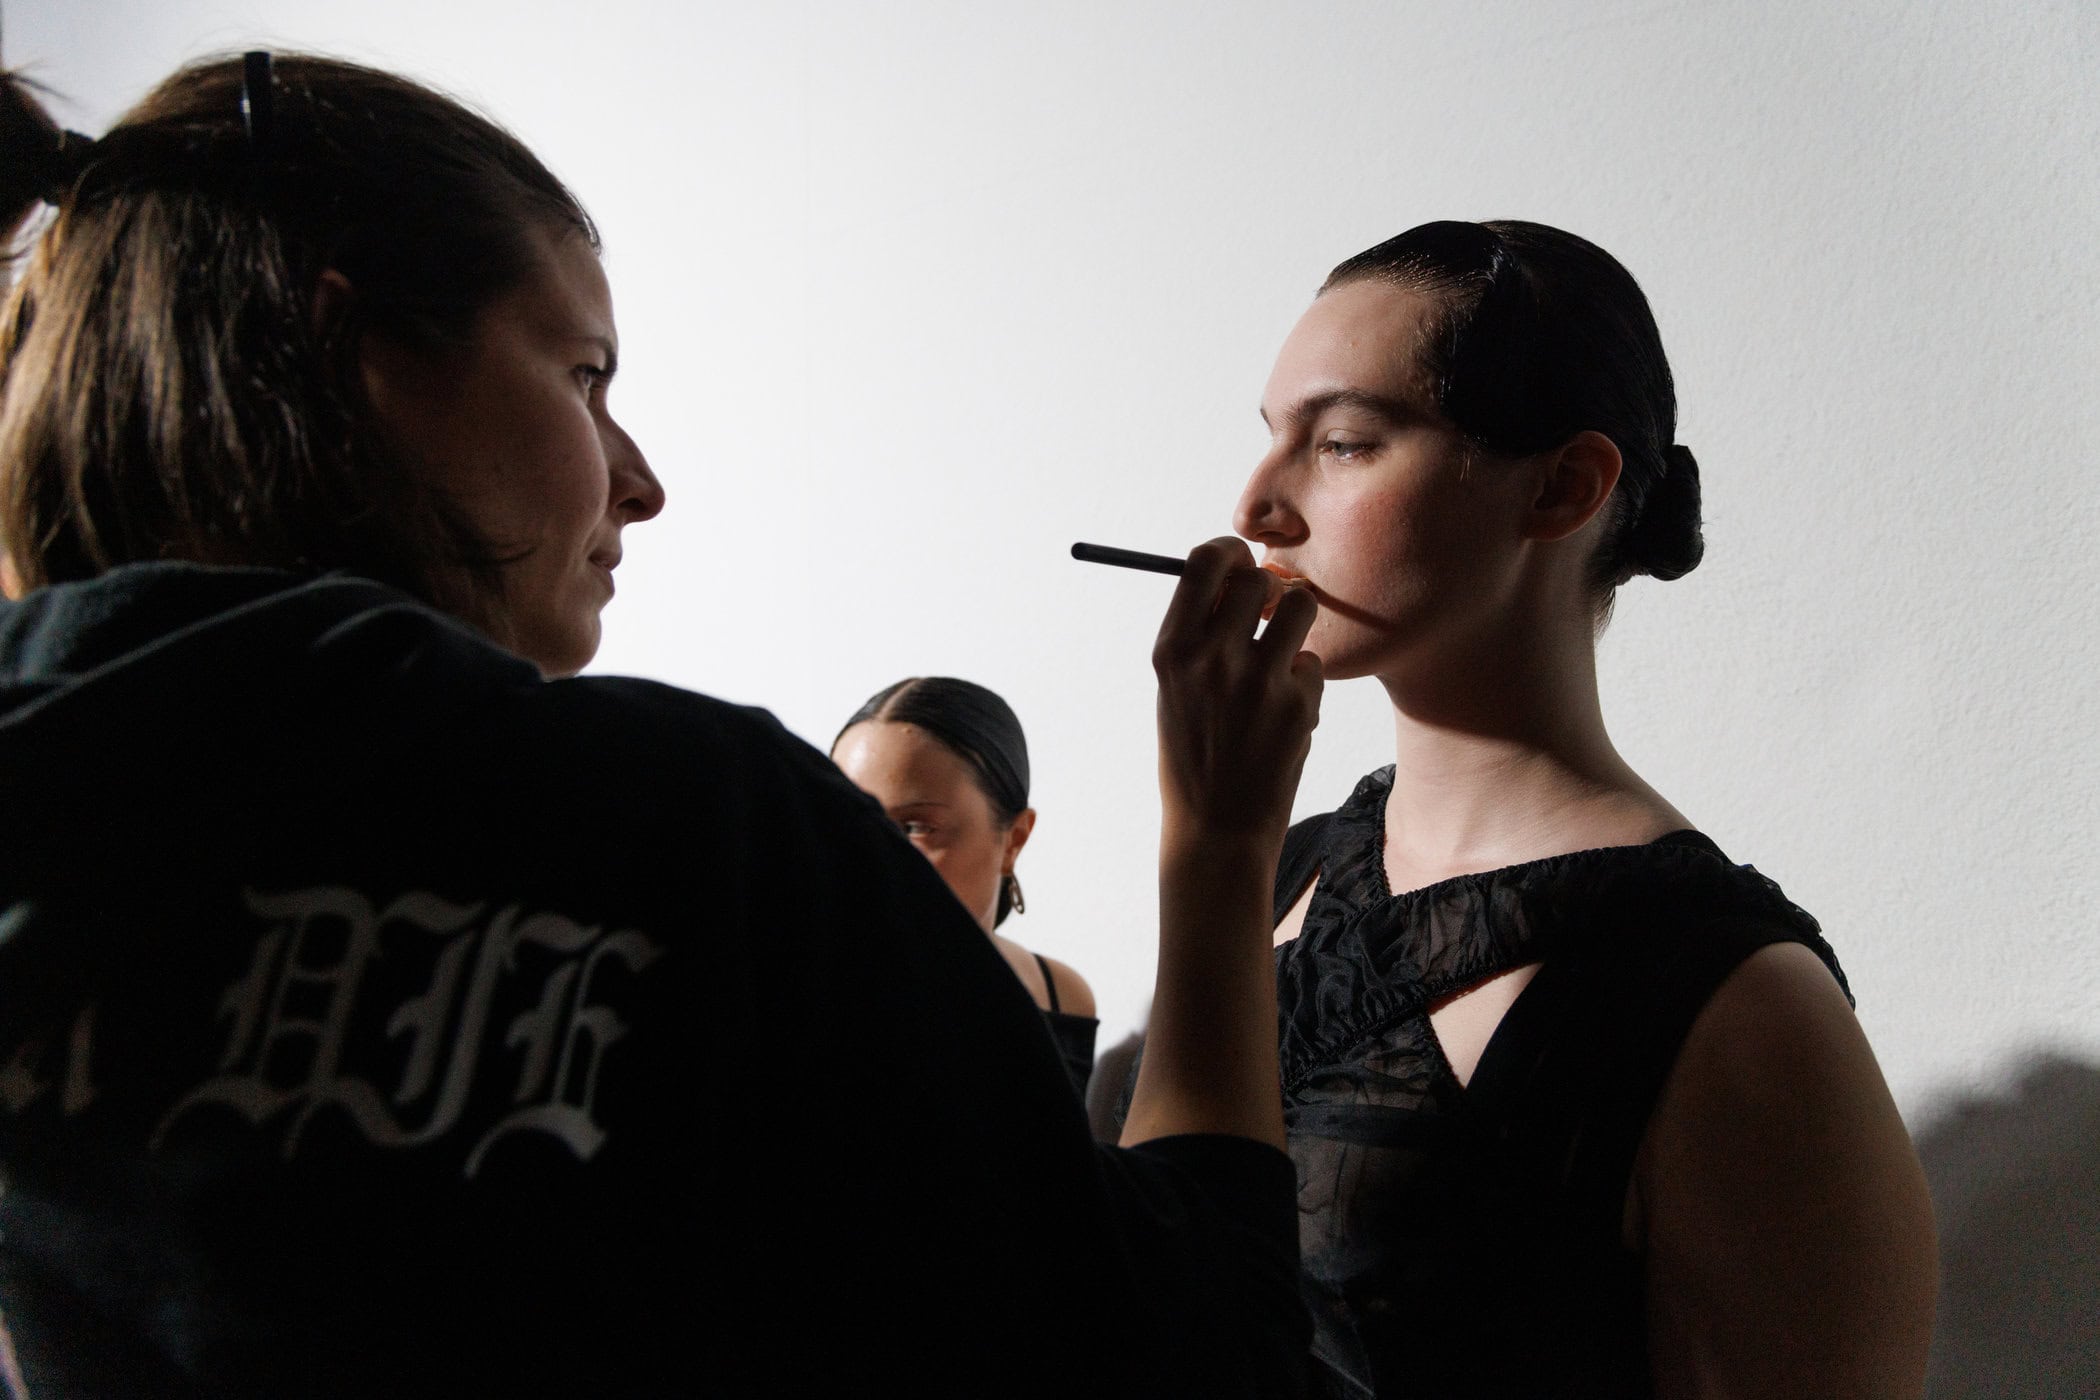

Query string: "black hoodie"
[0, 563, 1305, 1398]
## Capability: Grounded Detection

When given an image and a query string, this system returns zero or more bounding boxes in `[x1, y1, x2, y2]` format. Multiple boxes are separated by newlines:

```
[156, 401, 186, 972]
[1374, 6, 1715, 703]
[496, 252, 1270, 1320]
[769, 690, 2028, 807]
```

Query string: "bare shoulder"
[1638, 941, 1938, 1398]
[1035, 953, 1096, 1018]
[989, 932, 1096, 1016]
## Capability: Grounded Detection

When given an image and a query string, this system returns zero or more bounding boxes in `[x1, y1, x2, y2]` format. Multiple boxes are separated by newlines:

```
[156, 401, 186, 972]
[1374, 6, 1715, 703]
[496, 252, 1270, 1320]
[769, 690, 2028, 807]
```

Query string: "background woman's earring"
[1005, 872, 1026, 916]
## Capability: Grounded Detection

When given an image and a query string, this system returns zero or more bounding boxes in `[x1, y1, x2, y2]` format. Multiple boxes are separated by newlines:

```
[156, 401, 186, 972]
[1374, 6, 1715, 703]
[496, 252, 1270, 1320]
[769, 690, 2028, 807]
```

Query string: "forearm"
[1122, 828, 1286, 1150]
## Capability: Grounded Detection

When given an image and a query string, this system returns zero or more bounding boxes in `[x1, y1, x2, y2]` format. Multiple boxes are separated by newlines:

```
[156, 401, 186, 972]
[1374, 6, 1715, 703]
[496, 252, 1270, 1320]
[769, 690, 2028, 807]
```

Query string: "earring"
[1004, 872, 1026, 916]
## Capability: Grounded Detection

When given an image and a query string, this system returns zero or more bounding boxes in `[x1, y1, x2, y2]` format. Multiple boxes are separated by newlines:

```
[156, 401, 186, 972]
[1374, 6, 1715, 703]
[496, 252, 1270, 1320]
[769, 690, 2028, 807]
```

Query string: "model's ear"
[1, 554, 22, 601]
[1523, 430, 1623, 543]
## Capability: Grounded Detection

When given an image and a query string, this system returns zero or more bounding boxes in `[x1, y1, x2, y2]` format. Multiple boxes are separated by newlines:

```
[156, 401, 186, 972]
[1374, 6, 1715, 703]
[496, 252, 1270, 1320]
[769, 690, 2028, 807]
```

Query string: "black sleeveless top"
[1035, 952, 1100, 1099]
[1273, 768, 1849, 1399]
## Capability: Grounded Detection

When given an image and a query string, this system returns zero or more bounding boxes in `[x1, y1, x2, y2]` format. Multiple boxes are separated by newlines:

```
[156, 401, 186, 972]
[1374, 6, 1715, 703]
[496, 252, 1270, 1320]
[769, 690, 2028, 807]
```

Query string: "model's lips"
[589, 550, 621, 595]
[1259, 561, 1313, 621]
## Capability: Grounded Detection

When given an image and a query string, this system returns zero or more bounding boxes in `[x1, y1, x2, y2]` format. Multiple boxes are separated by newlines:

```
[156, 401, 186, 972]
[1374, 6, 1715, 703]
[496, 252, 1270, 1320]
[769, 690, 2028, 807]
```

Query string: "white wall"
[14, 0, 2096, 1124]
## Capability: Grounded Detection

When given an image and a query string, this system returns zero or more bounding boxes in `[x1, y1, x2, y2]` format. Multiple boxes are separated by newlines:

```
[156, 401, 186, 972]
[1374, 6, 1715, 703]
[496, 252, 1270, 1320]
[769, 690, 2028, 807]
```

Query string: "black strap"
[1032, 951, 1061, 1014]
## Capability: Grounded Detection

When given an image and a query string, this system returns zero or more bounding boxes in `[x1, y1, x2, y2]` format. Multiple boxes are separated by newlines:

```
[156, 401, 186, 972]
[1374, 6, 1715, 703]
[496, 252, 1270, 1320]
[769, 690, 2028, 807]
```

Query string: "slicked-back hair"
[1324, 221, 1704, 594]
[837, 677, 1032, 926]
[0, 54, 595, 622]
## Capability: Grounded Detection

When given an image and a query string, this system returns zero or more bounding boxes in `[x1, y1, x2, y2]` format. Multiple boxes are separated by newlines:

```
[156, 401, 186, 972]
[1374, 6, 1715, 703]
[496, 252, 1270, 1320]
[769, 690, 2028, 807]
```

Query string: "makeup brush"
[1069, 542, 1185, 576]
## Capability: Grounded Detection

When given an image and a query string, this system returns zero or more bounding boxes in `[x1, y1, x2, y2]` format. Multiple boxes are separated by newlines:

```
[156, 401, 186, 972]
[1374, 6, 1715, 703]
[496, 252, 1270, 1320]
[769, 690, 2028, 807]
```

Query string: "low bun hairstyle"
[1628, 443, 1703, 582]
[837, 678, 1031, 926]
[1322, 220, 1703, 594]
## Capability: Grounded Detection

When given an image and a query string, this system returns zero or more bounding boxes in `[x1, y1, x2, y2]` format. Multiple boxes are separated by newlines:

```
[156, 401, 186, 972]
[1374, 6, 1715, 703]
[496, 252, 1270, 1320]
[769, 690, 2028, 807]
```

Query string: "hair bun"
[1625, 443, 1704, 582]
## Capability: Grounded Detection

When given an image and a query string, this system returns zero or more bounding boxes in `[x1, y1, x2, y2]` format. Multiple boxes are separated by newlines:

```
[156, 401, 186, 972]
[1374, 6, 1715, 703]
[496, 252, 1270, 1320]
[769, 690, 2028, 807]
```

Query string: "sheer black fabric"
[1274, 768, 1849, 1399]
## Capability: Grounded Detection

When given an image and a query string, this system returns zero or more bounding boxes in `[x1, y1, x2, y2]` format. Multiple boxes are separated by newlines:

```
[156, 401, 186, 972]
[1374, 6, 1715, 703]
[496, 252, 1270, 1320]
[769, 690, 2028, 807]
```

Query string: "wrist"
[1158, 827, 1284, 898]
[1160, 814, 1285, 862]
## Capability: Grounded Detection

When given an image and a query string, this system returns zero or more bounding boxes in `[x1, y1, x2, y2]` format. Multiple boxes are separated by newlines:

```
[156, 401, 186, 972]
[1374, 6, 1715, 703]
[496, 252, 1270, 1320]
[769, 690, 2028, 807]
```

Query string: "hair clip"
[239, 50, 274, 151]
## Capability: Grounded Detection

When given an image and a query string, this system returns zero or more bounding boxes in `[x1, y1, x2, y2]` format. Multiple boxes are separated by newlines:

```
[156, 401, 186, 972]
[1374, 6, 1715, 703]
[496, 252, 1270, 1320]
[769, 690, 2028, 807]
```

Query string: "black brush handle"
[1070, 542, 1185, 576]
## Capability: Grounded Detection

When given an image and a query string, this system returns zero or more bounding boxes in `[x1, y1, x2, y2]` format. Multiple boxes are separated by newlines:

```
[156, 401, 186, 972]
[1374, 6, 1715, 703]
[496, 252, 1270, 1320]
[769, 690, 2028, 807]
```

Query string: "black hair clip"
[239, 50, 274, 151]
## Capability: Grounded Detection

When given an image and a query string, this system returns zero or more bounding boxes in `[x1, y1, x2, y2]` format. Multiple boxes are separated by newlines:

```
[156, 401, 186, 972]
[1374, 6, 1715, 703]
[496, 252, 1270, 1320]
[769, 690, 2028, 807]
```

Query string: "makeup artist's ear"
[310, 269, 355, 340]
[1522, 430, 1623, 543]
[329, 272, 428, 427]
[1, 555, 22, 601]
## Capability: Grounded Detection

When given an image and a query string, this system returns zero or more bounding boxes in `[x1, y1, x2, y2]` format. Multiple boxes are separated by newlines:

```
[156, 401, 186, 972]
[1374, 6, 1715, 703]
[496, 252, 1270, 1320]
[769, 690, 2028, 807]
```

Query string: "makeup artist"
[0, 51, 1320, 1396]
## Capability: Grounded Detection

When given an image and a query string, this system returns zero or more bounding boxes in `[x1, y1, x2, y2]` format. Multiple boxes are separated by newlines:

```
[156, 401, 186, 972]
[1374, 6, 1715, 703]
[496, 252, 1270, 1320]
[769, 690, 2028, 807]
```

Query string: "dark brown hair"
[837, 677, 1031, 926]
[0, 53, 594, 613]
[1324, 221, 1702, 595]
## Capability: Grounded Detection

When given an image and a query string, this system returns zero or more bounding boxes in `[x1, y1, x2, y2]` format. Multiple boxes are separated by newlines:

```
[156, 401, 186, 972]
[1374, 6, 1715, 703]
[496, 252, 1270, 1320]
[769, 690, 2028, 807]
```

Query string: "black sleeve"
[1098, 1135, 1310, 1397]
[553, 681, 1313, 1396]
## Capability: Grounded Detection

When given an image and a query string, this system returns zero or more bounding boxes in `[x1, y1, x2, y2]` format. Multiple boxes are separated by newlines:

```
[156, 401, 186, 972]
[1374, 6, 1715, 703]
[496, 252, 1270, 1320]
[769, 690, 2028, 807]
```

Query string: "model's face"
[832, 721, 1024, 934]
[360, 224, 665, 677]
[1235, 279, 1530, 681]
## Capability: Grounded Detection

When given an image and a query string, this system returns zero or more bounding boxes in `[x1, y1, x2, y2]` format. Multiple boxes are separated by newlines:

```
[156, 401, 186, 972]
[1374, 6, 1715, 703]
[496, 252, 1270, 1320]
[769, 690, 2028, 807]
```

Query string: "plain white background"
[13, 0, 2096, 1128]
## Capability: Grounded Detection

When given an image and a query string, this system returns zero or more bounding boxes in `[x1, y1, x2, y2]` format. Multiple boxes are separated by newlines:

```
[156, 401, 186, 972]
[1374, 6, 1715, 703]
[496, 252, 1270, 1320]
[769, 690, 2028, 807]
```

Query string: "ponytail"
[0, 70, 89, 247]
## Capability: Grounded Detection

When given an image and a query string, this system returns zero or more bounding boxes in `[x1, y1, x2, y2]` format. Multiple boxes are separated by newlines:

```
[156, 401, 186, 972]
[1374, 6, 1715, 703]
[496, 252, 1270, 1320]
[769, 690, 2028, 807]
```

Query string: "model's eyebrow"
[1260, 388, 1419, 430]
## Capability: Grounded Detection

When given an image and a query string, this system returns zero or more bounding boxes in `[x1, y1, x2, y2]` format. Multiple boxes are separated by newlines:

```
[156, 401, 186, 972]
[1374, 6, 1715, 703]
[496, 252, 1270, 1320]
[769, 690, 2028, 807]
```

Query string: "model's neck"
[1373, 609, 1680, 884]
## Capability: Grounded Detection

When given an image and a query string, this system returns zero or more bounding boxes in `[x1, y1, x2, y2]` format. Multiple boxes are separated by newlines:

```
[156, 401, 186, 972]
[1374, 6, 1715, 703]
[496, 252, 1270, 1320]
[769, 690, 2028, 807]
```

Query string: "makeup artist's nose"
[1234, 448, 1305, 548]
[608, 420, 665, 525]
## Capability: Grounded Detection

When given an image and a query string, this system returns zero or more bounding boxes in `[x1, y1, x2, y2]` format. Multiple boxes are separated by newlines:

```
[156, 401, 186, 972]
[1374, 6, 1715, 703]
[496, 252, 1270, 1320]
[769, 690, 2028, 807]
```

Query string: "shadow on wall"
[1918, 1053, 2100, 1398]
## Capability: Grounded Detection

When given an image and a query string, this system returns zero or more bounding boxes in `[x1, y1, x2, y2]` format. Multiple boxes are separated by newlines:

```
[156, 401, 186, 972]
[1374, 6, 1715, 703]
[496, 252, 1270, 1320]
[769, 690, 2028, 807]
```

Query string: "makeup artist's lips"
[590, 550, 621, 594]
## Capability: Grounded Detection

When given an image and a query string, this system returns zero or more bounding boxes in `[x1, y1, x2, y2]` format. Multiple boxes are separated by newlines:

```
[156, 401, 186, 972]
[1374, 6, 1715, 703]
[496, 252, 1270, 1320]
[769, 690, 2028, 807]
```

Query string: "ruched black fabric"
[1273, 768, 1850, 1399]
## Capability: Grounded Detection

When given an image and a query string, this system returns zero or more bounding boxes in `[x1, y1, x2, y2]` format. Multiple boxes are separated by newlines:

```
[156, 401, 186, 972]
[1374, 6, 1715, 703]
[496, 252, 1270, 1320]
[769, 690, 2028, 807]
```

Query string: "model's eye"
[576, 364, 611, 395]
[1320, 437, 1374, 461]
[899, 820, 934, 838]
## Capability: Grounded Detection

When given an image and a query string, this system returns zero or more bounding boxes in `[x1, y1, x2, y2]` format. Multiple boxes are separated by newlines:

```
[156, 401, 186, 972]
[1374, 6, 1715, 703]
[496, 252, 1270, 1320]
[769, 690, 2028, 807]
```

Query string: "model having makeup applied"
[1219, 221, 1936, 1397]
[0, 50, 1320, 1397]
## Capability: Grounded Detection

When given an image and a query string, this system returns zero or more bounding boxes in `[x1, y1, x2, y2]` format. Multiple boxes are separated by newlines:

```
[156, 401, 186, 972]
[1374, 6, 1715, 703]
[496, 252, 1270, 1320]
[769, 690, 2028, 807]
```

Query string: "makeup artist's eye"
[576, 364, 611, 396]
[899, 820, 934, 838]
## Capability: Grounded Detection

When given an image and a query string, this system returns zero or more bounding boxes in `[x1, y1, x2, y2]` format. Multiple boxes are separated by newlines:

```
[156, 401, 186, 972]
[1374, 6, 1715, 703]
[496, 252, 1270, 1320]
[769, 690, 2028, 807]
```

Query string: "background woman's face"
[833, 720, 1019, 933]
[1235, 280, 1532, 682]
[359, 224, 665, 676]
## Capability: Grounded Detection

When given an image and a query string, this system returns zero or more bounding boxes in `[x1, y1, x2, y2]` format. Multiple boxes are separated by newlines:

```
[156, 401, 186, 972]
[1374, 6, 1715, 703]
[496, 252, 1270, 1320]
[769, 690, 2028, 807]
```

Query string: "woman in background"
[1236, 220, 1937, 1397]
[834, 677, 1098, 1097]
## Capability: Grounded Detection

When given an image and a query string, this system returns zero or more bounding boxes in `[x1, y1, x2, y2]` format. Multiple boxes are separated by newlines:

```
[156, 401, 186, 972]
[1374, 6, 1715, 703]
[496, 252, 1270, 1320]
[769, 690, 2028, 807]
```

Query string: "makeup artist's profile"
[0, 50, 1317, 1396]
